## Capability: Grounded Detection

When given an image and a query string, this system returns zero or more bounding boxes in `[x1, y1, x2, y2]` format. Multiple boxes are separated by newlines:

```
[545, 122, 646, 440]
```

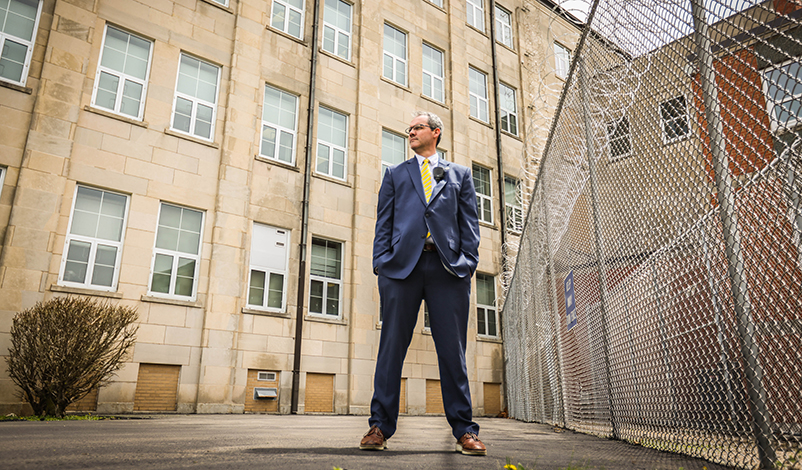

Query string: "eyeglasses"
[405, 124, 435, 135]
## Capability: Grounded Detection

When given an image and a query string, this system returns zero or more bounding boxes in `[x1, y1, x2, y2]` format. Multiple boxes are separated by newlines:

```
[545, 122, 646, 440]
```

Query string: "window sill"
[477, 335, 502, 344]
[164, 128, 220, 149]
[50, 284, 124, 299]
[319, 48, 355, 68]
[200, 0, 234, 14]
[466, 23, 489, 39]
[380, 76, 411, 93]
[141, 294, 204, 308]
[469, 115, 494, 129]
[425, 0, 447, 14]
[500, 129, 521, 141]
[420, 93, 448, 109]
[267, 25, 308, 46]
[421, 327, 432, 336]
[255, 154, 300, 171]
[0, 79, 33, 94]
[312, 172, 351, 188]
[662, 134, 690, 146]
[479, 220, 497, 231]
[242, 307, 292, 318]
[497, 41, 516, 54]
[84, 105, 148, 128]
[305, 314, 347, 326]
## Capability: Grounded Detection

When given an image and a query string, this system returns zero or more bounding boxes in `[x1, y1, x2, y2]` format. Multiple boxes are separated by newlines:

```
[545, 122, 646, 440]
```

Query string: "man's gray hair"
[413, 111, 443, 145]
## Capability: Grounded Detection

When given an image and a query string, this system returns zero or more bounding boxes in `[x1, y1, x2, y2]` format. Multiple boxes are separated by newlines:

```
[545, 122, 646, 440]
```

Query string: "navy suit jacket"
[373, 157, 480, 280]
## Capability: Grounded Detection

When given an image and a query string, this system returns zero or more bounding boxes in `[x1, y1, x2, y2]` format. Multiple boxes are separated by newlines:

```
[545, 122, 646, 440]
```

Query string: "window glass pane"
[323, 25, 335, 53]
[178, 230, 200, 255]
[288, 9, 302, 37]
[268, 272, 284, 308]
[261, 125, 277, 158]
[337, 31, 348, 58]
[0, 39, 26, 82]
[279, 130, 294, 162]
[272, 3, 286, 30]
[194, 104, 213, 139]
[488, 310, 497, 336]
[4, 0, 38, 41]
[333, 149, 345, 179]
[150, 253, 171, 293]
[326, 283, 339, 315]
[317, 143, 330, 173]
[174, 258, 195, 296]
[64, 240, 91, 283]
[177, 55, 199, 96]
[173, 97, 192, 133]
[95, 71, 119, 110]
[288, 0, 303, 9]
[160, 204, 182, 228]
[477, 307, 486, 335]
[309, 280, 324, 313]
[91, 245, 117, 287]
[249, 269, 266, 306]
[121, 80, 143, 117]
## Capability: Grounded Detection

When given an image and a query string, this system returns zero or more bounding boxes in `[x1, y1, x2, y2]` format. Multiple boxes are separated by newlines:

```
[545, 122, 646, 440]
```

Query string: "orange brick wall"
[133, 364, 180, 411]
[66, 388, 98, 412]
[245, 370, 280, 413]
[305, 373, 334, 413]
[483, 383, 501, 417]
[425, 379, 444, 414]
[399, 378, 407, 414]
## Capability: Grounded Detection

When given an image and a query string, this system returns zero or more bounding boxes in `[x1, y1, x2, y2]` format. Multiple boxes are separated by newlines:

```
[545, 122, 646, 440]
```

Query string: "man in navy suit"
[359, 111, 486, 455]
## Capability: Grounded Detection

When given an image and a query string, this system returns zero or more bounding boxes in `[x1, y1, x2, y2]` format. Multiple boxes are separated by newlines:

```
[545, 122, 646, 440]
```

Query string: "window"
[0, 0, 42, 86]
[499, 83, 518, 135]
[383, 24, 407, 86]
[437, 149, 446, 161]
[261, 85, 299, 164]
[423, 302, 430, 330]
[473, 164, 493, 224]
[428, 0, 443, 7]
[271, 0, 304, 39]
[208, 0, 228, 5]
[171, 53, 220, 141]
[504, 176, 523, 233]
[316, 106, 348, 179]
[659, 96, 689, 142]
[322, 0, 351, 60]
[92, 25, 152, 120]
[476, 273, 498, 337]
[59, 186, 129, 290]
[607, 115, 631, 160]
[309, 237, 342, 317]
[382, 129, 406, 176]
[422, 43, 444, 102]
[495, 5, 513, 48]
[469, 67, 489, 123]
[149, 203, 204, 299]
[466, 0, 484, 31]
[554, 42, 570, 79]
[0, 166, 5, 199]
[248, 223, 290, 312]
[762, 60, 802, 132]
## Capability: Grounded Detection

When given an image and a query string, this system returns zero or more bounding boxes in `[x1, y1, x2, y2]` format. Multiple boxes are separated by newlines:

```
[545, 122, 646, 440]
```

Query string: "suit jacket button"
[425, 212, 431, 217]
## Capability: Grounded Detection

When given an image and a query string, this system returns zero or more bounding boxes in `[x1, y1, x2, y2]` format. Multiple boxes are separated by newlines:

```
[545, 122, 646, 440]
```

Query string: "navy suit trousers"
[369, 250, 479, 439]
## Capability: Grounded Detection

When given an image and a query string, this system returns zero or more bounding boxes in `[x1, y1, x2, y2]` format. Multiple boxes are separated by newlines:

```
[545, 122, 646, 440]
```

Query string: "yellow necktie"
[421, 159, 433, 203]
[422, 159, 433, 238]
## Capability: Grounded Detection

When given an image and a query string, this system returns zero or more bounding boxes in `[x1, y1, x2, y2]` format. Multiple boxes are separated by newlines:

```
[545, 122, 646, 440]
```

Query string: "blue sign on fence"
[565, 270, 577, 331]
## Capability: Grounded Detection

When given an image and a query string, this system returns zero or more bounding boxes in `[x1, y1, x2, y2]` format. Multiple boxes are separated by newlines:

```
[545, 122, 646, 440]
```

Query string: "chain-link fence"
[502, 1, 802, 468]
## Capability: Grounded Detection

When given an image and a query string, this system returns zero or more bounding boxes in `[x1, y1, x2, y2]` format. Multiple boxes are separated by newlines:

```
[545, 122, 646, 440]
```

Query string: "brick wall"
[425, 379, 444, 415]
[133, 364, 180, 412]
[305, 373, 333, 413]
[244, 369, 279, 413]
[483, 382, 501, 417]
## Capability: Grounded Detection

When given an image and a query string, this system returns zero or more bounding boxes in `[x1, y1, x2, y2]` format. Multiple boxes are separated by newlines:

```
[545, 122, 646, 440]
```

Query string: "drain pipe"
[488, 0, 509, 273]
[291, 0, 321, 414]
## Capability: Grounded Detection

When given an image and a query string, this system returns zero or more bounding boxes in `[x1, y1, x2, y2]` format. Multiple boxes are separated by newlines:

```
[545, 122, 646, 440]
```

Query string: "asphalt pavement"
[0, 414, 732, 469]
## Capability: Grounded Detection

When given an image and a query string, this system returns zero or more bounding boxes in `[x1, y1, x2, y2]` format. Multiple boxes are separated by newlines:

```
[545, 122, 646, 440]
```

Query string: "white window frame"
[170, 53, 221, 142]
[422, 43, 444, 103]
[607, 115, 632, 161]
[466, 0, 484, 31]
[316, 106, 349, 180]
[659, 95, 689, 143]
[495, 4, 513, 49]
[260, 84, 299, 165]
[0, 0, 43, 87]
[271, 0, 305, 39]
[208, 0, 229, 6]
[0, 166, 5, 199]
[148, 202, 205, 300]
[58, 185, 130, 292]
[476, 273, 498, 338]
[499, 82, 518, 136]
[504, 176, 523, 234]
[469, 66, 489, 123]
[761, 59, 802, 133]
[473, 164, 493, 224]
[309, 237, 343, 318]
[427, 0, 443, 7]
[247, 223, 290, 313]
[322, 0, 352, 61]
[381, 129, 407, 177]
[383, 23, 407, 86]
[91, 25, 153, 121]
[554, 42, 571, 80]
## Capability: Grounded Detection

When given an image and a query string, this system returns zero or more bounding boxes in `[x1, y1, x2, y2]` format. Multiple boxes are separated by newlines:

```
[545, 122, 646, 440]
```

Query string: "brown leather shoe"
[359, 425, 387, 450]
[456, 432, 487, 456]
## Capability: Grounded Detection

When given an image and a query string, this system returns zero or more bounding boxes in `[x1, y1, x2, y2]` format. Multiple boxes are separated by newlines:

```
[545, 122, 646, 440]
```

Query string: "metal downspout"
[488, 0, 508, 272]
[291, 0, 321, 414]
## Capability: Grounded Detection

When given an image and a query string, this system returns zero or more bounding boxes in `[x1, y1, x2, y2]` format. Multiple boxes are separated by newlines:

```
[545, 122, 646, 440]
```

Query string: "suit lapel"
[404, 158, 428, 205]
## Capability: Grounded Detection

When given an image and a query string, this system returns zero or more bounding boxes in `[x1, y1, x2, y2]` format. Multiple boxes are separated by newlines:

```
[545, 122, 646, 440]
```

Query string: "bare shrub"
[6, 296, 138, 417]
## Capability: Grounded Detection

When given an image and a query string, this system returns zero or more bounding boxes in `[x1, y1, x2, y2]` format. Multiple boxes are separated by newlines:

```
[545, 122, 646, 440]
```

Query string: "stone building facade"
[0, 0, 578, 415]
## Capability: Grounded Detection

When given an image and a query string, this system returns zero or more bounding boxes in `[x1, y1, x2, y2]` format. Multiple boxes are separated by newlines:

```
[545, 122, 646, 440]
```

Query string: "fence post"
[690, 1, 776, 467]
[579, 57, 618, 439]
